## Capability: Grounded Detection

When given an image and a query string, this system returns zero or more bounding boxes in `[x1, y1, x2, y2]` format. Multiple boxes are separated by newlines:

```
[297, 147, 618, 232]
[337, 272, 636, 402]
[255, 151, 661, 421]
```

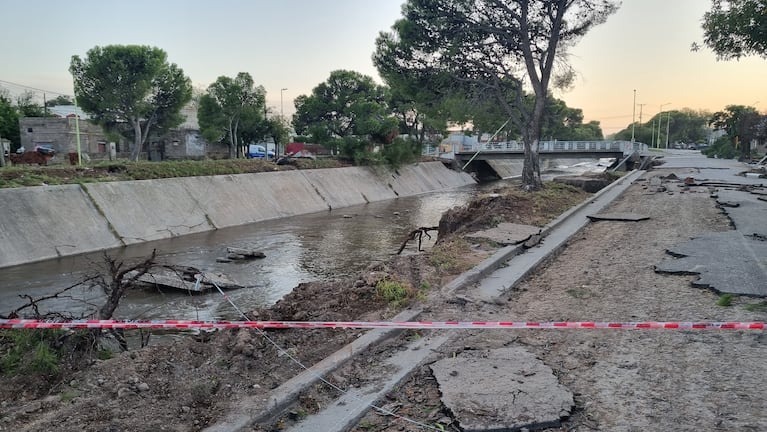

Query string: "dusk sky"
[1, 0, 765, 136]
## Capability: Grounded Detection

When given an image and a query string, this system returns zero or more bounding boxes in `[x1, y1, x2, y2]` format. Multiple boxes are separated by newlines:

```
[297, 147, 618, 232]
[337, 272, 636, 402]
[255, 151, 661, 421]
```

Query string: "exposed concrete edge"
[205, 307, 424, 432]
[441, 170, 644, 296]
[542, 169, 642, 237]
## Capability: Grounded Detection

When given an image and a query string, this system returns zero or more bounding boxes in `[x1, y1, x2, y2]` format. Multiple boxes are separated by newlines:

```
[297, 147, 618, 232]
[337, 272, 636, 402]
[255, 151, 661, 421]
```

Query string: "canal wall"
[0, 162, 475, 268]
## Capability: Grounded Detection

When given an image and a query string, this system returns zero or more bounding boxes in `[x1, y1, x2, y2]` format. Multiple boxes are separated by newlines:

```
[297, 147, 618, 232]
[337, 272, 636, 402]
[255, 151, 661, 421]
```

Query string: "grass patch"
[376, 279, 409, 306]
[1, 329, 63, 377]
[428, 239, 474, 274]
[716, 293, 735, 307]
[0, 157, 352, 189]
[376, 279, 424, 308]
[744, 301, 767, 312]
[60, 389, 79, 402]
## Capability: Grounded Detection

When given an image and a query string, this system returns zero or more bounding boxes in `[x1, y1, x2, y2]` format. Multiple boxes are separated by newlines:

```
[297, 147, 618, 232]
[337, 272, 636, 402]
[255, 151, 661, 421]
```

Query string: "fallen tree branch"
[397, 226, 439, 255]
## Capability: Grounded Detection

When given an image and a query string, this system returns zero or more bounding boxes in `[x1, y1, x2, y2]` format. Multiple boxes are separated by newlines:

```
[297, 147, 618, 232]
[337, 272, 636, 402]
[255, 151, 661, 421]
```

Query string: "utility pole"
[665, 110, 672, 149]
[658, 103, 671, 148]
[631, 89, 636, 143]
[637, 103, 647, 124]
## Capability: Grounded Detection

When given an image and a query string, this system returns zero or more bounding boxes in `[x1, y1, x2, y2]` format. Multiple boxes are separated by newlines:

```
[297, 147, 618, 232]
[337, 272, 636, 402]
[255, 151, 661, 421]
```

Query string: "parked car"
[246, 144, 275, 159]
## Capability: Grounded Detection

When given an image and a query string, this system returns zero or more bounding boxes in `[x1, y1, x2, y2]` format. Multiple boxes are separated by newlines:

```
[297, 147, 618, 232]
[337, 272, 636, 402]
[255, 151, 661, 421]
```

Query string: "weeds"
[428, 239, 473, 273]
[377, 280, 409, 305]
[60, 389, 79, 402]
[744, 301, 767, 312]
[1, 329, 63, 377]
[716, 293, 735, 307]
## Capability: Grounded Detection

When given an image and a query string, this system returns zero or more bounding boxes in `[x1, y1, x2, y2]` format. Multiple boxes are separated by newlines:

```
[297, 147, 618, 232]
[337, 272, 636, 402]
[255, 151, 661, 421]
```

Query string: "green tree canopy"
[0, 91, 20, 150]
[292, 70, 398, 149]
[15, 91, 45, 117]
[70, 45, 192, 161]
[198, 72, 266, 158]
[614, 109, 711, 147]
[45, 95, 74, 107]
[709, 104, 763, 159]
[698, 0, 767, 60]
[374, 0, 618, 190]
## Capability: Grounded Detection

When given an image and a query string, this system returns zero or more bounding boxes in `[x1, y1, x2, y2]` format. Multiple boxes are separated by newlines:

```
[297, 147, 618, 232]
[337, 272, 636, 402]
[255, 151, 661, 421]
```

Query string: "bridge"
[452, 140, 648, 180]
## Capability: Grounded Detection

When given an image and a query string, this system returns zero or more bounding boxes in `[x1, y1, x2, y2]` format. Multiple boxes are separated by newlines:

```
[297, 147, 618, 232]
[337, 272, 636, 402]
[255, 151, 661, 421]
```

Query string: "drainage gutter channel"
[205, 169, 645, 432]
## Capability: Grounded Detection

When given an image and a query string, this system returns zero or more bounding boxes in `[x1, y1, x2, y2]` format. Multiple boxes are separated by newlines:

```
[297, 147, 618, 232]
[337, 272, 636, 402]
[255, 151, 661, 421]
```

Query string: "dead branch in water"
[397, 226, 439, 255]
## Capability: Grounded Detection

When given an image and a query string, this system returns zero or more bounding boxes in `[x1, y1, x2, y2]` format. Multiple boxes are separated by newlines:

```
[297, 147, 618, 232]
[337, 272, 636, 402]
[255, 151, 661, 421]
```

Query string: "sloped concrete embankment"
[0, 162, 475, 268]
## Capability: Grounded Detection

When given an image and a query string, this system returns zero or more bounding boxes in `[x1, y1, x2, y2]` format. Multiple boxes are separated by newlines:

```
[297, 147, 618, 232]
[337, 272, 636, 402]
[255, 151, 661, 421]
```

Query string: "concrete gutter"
[206, 169, 645, 432]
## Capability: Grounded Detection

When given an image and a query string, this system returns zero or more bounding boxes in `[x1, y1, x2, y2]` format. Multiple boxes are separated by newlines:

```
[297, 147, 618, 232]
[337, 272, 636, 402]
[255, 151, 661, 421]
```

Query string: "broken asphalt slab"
[431, 347, 574, 432]
[655, 231, 767, 296]
[465, 223, 541, 246]
[715, 189, 767, 238]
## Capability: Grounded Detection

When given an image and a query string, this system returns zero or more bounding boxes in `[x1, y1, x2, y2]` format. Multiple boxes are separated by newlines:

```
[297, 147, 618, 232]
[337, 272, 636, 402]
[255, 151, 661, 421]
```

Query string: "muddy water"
[0, 185, 485, 321]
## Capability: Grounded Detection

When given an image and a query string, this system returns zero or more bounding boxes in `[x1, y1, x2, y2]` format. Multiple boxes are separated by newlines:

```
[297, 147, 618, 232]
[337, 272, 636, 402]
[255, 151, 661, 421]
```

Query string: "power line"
[0, 79, 72, 97]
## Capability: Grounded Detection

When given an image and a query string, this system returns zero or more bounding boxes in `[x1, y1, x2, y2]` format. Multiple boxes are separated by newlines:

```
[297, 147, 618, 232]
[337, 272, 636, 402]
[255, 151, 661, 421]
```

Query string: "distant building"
[18, 103, 231, 162]
[19, 116, 128, 162]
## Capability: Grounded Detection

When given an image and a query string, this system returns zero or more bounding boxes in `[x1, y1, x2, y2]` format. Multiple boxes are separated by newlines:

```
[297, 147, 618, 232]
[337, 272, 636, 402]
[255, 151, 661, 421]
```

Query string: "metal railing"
[458, 140, 647, 155]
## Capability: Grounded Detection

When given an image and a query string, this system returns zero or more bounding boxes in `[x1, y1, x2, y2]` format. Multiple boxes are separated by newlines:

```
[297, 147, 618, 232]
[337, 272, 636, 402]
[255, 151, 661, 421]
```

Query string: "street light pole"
[665, 109, 672, 149]
[631, 89, 636, 143]
[658, 103, 670, 148]
[279, 88, 287, 157]
[280, 88, 287, 118]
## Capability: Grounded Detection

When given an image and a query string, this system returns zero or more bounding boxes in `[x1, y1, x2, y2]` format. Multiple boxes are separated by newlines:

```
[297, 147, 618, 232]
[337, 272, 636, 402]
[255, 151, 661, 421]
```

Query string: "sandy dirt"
[2, 171, 766, 432]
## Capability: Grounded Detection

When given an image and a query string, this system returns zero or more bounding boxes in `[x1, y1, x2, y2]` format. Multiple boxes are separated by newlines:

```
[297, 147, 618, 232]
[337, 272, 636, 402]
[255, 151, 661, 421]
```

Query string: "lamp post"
[279, 88, 287, 156]
[665, 110, 672, 149]
[658, 103, 671, 148]
[280, 88, 287, 119]
[631, 89, 636, 143]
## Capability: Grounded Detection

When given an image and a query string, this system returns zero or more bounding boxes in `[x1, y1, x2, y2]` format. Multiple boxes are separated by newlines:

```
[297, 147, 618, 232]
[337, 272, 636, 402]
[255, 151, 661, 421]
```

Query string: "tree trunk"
[521, 93, 545, 191]
[227, 119, 236, 159]
[130, 119, 142, 161]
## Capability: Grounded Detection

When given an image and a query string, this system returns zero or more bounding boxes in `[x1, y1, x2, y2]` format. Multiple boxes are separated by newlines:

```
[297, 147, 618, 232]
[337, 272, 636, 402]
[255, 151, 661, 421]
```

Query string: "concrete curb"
[208, 170, 646, 431]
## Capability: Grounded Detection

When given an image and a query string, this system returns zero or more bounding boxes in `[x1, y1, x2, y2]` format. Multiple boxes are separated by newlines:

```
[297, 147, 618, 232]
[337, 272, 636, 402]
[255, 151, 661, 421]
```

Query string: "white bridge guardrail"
[459, 140, 648, 155]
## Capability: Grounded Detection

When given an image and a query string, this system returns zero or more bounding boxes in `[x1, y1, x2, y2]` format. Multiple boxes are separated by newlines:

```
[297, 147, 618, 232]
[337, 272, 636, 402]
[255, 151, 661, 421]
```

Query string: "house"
[19, 107, 129, 163]
[18, 103, 229, 162]
[148, 103, 228, 160]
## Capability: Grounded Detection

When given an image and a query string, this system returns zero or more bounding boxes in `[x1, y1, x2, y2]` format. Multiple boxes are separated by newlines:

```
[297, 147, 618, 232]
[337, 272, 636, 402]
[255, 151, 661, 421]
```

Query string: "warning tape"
[0, 319, 764, 330]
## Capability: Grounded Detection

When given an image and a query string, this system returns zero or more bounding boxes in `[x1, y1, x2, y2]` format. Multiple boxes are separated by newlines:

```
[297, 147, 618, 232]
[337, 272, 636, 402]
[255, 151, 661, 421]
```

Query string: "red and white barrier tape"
[0, 319, 764, 330]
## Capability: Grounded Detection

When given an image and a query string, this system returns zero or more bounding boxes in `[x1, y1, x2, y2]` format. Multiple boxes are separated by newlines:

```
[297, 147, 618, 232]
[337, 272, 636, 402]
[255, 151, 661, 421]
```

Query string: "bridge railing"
[459, 140, 647, 155]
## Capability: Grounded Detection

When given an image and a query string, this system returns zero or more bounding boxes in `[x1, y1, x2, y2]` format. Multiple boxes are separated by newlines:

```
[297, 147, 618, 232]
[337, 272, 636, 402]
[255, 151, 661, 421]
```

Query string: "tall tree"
[614, 109, 710, 146]
[198, 73, 265, 159]
[15, 91, 45, 117]
[697, 0, 767, 60]
[70, 45, 192, 161]
[375, 0, 618, 190]
[45, 95, 74, 107]
[292, 70, 398, 156]
[0, 90, 20, 150]
[709, 105, 762, 160]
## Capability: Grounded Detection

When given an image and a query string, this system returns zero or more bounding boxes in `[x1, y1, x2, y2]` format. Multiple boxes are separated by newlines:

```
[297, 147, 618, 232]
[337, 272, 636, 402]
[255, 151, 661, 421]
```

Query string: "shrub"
[702, 136, 737, 159]
[717, 293, 735, 307]
[1, 329, 62, 377]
